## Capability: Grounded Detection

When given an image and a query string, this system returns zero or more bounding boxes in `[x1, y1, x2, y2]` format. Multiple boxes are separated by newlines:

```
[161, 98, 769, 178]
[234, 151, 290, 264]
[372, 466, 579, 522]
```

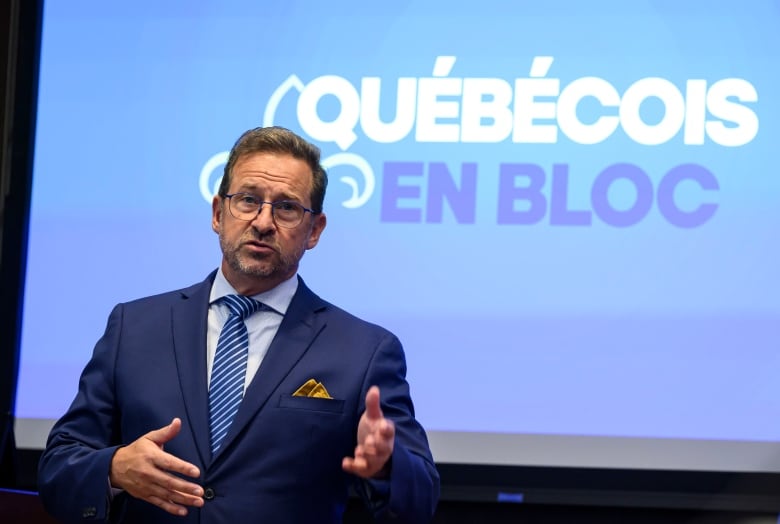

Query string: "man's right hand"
[109, 417, 204, 517]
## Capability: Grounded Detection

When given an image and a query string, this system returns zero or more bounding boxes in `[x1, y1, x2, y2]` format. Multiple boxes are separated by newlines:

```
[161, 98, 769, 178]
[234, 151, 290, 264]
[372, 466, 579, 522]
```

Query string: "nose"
[250, 202, 276, 231]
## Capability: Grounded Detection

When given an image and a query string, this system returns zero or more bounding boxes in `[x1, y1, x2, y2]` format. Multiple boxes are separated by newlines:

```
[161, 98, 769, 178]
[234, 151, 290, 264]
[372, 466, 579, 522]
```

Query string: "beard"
[218, 228, 303, 281]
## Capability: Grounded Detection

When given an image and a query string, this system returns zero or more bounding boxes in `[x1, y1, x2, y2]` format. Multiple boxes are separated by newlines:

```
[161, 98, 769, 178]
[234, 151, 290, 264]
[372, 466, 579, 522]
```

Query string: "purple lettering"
[497, 163, 546, 225]
[657, 164, 719, 228]
[381, 161, 423, 222]
[550, 164, 592, 226]
[427, 162, 477, 224]
[591, 163, 653, 227]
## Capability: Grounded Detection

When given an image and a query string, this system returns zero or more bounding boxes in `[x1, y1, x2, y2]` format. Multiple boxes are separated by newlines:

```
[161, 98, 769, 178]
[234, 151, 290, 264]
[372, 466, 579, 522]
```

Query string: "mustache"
[245, 229, 275, 243]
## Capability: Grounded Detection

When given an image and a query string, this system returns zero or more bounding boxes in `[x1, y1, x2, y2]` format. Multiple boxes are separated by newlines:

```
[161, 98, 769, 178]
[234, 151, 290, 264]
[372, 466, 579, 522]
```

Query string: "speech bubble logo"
[321, 153, 375, 208]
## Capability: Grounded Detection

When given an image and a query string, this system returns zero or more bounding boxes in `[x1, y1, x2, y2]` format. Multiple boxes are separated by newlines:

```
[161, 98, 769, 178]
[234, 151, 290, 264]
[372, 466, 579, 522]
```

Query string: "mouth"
[243, 240, 275, 255]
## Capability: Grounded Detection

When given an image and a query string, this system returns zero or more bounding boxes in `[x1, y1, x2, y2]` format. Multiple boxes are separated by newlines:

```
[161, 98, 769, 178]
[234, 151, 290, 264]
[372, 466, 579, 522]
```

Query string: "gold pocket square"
[293, 378, 332, 399]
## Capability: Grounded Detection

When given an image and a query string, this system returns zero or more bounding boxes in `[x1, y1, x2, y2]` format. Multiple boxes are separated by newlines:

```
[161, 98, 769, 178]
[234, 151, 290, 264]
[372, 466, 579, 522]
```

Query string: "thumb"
[146, 417, 182, 446]
[364, 386, 383, 421]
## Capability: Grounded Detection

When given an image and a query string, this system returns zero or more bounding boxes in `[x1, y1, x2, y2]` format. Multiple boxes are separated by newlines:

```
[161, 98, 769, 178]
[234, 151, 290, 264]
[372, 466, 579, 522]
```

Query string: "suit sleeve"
[354, 332, 440, 523]
[38, 305, 124, 524]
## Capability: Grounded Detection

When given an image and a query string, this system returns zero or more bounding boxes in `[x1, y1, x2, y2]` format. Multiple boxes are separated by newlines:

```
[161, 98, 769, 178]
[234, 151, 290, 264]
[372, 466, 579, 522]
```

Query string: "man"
[38, 127, 440, 523]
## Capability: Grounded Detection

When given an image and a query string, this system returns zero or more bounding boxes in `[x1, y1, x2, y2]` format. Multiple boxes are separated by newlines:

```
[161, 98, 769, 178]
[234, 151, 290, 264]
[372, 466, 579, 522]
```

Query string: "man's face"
[212, 152, 327, 295]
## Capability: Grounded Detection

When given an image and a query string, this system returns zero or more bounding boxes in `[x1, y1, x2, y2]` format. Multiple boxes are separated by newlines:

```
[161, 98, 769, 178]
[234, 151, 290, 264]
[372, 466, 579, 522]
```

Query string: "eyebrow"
[234, 187, 302, 203]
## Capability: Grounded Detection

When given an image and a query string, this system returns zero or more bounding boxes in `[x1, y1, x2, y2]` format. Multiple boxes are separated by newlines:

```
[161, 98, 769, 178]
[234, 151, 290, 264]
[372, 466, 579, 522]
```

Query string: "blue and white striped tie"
[209, 294, 263, 455]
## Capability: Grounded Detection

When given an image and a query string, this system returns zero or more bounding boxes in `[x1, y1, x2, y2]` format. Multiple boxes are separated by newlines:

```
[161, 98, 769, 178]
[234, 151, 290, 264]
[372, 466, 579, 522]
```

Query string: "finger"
[378, 419, 395, 440]
[365, 437, 387, 457]
[146, 494, 191, 517]
[132, 474, 204, 509]
[365, 443, 392, 467]
[146, 418, 182, 447]
[364, 435, 375, 454]
[154, 450, 201, 480]
[365, 420, 394, 451]
[364, 386, 383, 421]
[342, 455, 369, 475]
[120, 463, 201, 499]
[151, 467, 204, 497]
[168, 488, 205, 508]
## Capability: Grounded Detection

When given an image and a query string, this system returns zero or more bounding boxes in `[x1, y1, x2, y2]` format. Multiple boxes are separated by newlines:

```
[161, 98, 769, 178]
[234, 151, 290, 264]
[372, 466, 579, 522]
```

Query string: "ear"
[211, 195, 223, 233]
[305, 212, 327, 250]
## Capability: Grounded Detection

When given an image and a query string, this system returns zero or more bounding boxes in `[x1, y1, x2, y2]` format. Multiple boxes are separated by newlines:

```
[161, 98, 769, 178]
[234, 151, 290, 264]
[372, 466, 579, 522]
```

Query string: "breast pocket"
[277, 395, 346, 414]
[273, 395, 352, 476]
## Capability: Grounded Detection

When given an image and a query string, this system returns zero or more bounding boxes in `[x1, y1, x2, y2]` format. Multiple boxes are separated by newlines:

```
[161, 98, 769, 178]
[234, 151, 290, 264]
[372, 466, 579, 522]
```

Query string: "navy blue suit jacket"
[38, 273, 439, 523]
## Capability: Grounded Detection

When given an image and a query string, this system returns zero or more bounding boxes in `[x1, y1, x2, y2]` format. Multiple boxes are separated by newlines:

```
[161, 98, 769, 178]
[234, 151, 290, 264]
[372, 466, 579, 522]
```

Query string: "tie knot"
[220, 294, 263, 320]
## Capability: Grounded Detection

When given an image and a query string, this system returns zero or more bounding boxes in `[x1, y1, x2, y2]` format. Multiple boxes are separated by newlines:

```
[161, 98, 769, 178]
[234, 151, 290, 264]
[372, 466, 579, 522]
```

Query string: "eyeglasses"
[224, 193, 316, 228]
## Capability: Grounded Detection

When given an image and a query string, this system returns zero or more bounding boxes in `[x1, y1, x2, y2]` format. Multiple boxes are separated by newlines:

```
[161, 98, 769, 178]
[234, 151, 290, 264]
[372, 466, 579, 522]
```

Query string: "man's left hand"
[342, 385, 395, 479]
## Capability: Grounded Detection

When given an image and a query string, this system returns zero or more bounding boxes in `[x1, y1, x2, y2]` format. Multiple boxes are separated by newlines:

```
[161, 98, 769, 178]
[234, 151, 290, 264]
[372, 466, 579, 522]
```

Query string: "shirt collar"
[209, 268, 298, 315]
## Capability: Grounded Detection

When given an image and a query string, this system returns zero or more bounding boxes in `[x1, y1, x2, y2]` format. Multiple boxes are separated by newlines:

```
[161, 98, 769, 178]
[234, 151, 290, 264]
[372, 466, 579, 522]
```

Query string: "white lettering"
[297, 75, 360, 150]
[360, 77, 417, 143]
[272, 55, 759, 149]
[683, 80, 707, 145]
[705, 78, 759, 147]
[416, 56, 462, 142]
[460, 78, 513, 142]
[620, 78, 685, 145]
[557, 77, 620, 145]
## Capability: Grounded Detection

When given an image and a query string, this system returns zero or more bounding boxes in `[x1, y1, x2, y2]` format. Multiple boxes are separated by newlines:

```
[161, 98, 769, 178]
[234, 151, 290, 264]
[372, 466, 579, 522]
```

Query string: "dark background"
[1, 1, 778, 522]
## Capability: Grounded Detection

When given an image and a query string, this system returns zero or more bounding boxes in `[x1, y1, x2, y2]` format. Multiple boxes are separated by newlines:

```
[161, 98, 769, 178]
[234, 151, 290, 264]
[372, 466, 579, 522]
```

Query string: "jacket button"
[203, 487, 216, 500]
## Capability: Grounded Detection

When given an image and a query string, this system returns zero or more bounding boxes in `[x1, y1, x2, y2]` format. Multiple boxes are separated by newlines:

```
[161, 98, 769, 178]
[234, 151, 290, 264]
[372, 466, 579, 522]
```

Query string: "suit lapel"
[171, 273, 215, 467]
[212, 278, 327, 461]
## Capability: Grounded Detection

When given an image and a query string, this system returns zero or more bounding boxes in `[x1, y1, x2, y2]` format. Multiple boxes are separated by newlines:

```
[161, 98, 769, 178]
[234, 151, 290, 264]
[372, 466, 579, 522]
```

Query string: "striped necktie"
[209, 294, 263, 455]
